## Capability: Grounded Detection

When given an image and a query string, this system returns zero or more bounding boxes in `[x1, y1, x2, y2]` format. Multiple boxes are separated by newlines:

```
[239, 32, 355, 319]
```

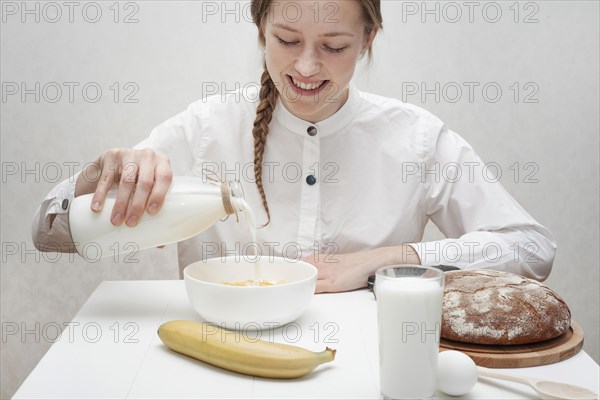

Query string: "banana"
[158, 320, 336, 379]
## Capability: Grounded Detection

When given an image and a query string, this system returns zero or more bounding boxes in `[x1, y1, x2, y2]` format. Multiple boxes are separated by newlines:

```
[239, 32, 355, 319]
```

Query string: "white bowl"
[183, 256, 317, 330]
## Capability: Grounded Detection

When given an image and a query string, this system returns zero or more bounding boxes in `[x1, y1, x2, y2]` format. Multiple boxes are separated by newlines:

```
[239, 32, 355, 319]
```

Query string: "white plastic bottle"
[68, 176, 245, 261]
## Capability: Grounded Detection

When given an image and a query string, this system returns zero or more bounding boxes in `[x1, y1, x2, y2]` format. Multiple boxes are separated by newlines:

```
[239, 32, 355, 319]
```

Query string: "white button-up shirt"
[32, 85, 556, 280]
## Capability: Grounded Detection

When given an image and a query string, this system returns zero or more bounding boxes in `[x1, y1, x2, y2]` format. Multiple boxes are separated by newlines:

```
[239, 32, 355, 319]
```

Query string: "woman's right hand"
[75, 148, 173, 227]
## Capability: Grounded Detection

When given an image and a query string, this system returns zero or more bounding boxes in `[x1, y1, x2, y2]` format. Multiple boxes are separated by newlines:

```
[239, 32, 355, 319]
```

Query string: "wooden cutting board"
[439, 321, 584, 368]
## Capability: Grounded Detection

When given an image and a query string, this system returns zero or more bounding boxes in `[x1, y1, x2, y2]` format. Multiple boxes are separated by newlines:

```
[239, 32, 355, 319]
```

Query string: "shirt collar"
[273, 84, 360, 137]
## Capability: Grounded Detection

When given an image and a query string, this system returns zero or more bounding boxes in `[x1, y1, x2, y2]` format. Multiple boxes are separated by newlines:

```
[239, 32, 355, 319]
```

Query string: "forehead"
[266, 0, 364, 32]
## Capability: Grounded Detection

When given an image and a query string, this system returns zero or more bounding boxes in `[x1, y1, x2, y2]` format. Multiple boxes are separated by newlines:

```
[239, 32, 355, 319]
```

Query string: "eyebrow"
[272, 23, 355, 37]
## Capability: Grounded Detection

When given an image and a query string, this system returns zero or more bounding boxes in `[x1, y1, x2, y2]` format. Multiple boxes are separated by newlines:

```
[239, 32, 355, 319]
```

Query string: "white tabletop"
[14, 280, 600, 399]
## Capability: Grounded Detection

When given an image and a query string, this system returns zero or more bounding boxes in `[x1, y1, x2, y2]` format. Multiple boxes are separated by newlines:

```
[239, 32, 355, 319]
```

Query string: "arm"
[408, 127, 556, 281]
[31, 150, 173, 253]
[305, 245, 421, 293]
[31, 100, 203, 253]
[307, 127, 555, 293]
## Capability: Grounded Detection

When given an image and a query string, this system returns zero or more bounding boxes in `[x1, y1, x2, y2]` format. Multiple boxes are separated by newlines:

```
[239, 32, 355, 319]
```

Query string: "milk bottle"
[68, 177, 245, 261]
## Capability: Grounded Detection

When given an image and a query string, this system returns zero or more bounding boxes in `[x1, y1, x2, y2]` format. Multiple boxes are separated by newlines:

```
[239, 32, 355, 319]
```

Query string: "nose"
[295, 47, 321, 77]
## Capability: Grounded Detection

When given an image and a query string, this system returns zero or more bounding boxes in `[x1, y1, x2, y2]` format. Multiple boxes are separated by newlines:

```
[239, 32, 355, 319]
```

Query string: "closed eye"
[324, 45, 346, 53]
[277, 37, 299, 47]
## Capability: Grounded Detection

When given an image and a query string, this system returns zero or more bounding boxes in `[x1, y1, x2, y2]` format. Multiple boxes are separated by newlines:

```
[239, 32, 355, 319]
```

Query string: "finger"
[315, 278, 333, 294]
[111, 159, 138, 226]
[125, 156, 155, 227]
[146, 157, 173, 215]
[88, 163, 109, 212]
[90, 156, 119, 212]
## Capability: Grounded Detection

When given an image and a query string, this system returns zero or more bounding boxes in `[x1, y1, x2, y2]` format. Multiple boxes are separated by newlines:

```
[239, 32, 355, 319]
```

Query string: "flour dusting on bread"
[442, 270, 571, 345]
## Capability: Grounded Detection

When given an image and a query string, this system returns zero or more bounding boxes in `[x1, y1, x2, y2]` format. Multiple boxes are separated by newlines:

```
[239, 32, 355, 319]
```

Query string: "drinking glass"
[375, 265, 445, 399]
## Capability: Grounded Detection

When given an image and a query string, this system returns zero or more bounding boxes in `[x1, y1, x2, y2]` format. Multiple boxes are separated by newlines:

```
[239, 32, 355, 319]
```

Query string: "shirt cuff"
[45, 174, 78, 217]
[407, 241, 463, 269]
[32, 175, 79, 252]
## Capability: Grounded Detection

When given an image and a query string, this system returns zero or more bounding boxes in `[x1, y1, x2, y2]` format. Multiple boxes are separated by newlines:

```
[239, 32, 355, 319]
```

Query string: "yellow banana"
[158, 320, 336, 379]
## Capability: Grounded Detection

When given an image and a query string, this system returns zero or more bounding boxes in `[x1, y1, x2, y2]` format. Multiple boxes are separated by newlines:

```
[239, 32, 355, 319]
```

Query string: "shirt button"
[306, 175, 317, 185]
[61, 199, 69, 210]
[307, 126, 317, 136]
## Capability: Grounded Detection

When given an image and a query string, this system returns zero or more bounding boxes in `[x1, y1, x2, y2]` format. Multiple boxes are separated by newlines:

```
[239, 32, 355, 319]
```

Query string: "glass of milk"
[375, 265, 444, 399]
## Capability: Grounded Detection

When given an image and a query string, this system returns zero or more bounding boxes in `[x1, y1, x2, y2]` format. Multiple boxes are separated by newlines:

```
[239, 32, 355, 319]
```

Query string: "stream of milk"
[237, 198, 262, 281]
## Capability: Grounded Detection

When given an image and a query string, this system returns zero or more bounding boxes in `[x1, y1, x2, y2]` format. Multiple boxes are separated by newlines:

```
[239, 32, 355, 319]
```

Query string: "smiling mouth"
[288, 75, 329, 91]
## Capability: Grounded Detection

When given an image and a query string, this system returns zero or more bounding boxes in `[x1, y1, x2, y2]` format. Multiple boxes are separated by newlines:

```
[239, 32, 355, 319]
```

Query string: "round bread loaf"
[442, 270, 571, 345]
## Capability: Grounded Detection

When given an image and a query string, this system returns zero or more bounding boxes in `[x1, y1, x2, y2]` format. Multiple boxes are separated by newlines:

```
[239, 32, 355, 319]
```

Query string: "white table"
[14, 280, 600, 399]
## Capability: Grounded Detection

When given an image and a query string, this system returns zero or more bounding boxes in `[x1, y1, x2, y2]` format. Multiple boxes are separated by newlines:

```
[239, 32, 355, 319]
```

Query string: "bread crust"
[441, 270, 571, 345]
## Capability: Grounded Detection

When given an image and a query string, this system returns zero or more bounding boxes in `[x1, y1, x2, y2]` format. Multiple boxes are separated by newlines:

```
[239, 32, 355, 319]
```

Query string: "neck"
[282, 87, 350, 123]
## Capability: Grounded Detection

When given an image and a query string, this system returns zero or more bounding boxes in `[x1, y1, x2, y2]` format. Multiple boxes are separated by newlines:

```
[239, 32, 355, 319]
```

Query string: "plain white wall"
[1, 1, 598, 398]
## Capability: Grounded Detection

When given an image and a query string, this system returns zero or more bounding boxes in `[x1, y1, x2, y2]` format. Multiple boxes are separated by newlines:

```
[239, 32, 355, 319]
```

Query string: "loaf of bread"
[442, 270, 571, 345]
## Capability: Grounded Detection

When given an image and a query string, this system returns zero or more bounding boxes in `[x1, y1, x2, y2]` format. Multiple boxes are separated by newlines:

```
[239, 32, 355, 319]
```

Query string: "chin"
[287, 102, 328, 121]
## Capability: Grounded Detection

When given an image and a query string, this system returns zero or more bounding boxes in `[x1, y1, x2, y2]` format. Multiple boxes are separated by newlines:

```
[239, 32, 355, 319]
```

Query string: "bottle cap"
[221, 181, 244, 216]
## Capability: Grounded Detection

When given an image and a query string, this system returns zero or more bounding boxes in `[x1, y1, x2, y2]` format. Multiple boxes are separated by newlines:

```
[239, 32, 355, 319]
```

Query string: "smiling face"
[263, 0, 376, 123]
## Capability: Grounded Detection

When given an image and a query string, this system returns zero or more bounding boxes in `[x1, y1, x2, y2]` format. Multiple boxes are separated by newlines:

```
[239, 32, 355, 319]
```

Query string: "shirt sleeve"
[133, 99, 206, 175]
[407, 126, 556, 281]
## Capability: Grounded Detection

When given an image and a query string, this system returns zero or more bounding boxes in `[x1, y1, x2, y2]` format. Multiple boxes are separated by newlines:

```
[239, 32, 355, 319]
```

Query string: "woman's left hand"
[302, 245, 421, 293]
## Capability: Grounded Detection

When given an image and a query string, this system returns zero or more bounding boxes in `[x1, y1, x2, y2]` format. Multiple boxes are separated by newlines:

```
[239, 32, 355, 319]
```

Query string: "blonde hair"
[250, 0, 382, 226]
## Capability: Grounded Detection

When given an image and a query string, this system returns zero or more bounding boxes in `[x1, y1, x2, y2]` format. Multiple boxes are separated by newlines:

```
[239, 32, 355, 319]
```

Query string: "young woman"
[32, 0, 556, 292]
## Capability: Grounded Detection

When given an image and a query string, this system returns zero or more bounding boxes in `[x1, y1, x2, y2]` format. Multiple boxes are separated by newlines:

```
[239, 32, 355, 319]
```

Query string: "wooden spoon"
[477, 366, 598, 400]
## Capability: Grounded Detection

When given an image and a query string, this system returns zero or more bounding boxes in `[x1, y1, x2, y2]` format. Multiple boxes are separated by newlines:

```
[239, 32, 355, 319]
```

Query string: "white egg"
[437, 350, 478, 396]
